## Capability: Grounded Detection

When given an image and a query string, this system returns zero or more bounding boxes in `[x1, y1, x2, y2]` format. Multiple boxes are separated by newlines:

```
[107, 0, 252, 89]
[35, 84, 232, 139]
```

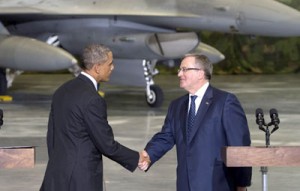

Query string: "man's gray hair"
[185, 53, 213, 80]
[82, 44, 111, 70]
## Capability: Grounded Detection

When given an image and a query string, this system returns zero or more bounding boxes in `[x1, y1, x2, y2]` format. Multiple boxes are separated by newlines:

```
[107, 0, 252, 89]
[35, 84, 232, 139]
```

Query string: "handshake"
[138, 150, 151, 171]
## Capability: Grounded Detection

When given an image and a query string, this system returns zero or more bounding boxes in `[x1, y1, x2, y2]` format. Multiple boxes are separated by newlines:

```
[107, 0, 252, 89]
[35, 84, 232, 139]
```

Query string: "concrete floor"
[0, 73, 300, 191]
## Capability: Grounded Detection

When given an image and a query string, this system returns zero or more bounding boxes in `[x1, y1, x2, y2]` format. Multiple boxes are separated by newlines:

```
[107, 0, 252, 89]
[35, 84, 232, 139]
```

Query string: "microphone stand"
[260, 124, 270, 191]
[258, 121, 279, 191]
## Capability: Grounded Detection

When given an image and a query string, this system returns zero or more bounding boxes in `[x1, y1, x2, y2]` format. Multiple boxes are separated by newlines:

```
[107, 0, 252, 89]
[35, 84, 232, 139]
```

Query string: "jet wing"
[0, 0, 197, 17]
[1, 0, 300, 37]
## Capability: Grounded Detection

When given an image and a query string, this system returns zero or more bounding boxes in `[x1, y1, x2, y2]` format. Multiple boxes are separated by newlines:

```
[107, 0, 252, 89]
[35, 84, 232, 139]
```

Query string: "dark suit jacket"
[145, 85, 252, 191]
[40, 74, 139, 191]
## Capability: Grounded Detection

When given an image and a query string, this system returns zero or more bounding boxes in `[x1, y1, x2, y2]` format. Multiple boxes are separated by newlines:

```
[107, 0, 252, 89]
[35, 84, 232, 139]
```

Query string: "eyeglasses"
[177, 67, 202, 73]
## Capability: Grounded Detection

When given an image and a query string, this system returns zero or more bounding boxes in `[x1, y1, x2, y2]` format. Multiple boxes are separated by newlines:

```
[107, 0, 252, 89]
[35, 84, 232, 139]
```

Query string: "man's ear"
[94, 64, 101, 74]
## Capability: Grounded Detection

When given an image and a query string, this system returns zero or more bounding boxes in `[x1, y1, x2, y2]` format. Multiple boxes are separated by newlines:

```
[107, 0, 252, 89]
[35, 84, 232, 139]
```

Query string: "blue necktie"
[187, 95, 197, 141]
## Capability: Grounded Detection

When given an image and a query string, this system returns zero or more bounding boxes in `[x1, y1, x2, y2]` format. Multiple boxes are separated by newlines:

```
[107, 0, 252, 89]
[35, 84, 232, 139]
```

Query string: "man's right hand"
[138, 150, 151, 171]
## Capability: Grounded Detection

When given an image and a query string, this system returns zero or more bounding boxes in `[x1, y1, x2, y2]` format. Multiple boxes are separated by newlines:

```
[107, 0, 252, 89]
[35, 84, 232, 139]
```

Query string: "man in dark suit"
[139, 55, 252, 191]
[40, 44, 142, 191]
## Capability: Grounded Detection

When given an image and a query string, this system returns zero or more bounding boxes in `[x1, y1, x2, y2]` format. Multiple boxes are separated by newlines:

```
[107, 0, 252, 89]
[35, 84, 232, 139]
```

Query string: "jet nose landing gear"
[146, 84, 163, 107]
[143, 60, 164, 108]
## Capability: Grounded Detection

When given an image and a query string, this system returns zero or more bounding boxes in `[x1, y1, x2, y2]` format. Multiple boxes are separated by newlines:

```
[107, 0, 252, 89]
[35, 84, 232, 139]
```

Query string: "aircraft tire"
[146, 85, 164, 108]
[0, 68, 7, 95]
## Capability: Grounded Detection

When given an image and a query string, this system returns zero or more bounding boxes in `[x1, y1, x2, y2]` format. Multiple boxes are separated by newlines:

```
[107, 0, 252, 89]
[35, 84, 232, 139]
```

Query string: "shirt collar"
[81, 71, 98, 91]
[190, 82, 209, 98]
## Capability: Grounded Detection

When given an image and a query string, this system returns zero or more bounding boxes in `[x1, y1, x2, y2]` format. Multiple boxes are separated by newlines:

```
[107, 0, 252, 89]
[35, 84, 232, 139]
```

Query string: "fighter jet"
[1, 0, 300, 107]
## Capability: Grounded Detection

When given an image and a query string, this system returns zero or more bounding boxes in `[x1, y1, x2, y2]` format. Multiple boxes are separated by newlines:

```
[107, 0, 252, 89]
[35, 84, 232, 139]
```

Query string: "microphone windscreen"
[256, 108, 264, 117]
[269, 108, 278, 117]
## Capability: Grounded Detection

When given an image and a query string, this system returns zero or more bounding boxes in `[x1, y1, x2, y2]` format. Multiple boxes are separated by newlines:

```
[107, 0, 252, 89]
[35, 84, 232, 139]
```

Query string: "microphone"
[256, 108, 265, 130]
[269, 108, 279, 133]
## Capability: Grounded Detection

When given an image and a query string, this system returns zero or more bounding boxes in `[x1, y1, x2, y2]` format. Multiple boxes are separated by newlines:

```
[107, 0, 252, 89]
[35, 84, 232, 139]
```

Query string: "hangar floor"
[0, 73, 299, 191]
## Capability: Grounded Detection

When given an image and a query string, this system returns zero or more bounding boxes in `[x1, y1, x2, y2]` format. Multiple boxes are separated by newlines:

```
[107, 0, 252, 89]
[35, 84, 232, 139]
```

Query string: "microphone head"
[270, 108, 280, 125]
[255, 108, 265, 126]
[269, 108, 278, 117]
[256, 108, 264, 117]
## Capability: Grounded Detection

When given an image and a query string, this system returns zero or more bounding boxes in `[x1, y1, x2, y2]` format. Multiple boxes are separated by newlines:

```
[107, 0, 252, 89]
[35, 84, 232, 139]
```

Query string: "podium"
[222, 146, 300, 167]
[0, 110, 35, 169]
[0, 146, 35, 169]
[222, 146, 300, 191]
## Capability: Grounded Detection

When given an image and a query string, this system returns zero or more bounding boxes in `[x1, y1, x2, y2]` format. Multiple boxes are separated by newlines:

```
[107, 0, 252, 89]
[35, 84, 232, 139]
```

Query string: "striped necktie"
[187, 95, 197, 141]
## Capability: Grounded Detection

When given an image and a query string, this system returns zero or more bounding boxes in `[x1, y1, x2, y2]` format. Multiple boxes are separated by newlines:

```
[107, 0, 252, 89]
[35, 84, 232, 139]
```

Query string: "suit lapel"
[180, 95, 189, 144]
[188, 86, 213, 144]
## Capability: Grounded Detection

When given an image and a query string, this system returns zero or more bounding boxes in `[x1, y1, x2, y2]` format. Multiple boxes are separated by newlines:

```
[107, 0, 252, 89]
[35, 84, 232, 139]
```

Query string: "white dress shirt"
[188, 82, 209, 114]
